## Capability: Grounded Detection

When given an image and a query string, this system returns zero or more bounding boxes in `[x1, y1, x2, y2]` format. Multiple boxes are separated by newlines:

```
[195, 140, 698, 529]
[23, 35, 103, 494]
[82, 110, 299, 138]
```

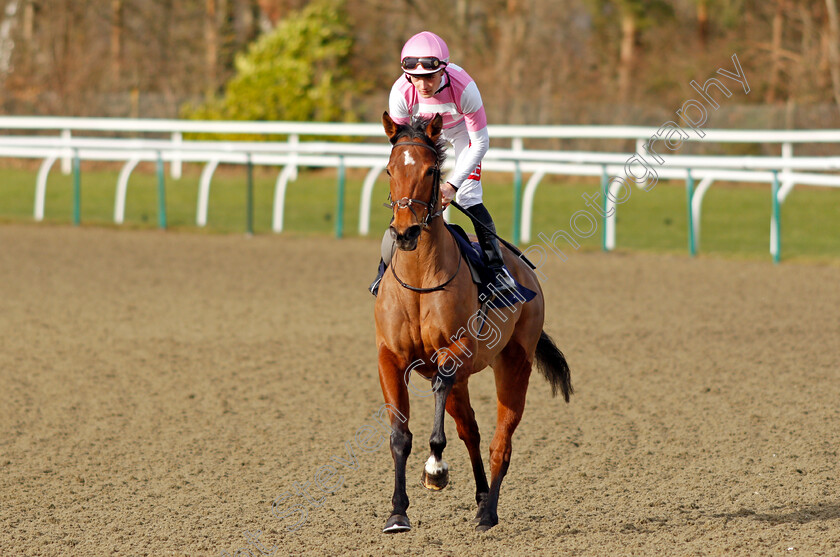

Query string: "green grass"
[1, 163, 839, 263]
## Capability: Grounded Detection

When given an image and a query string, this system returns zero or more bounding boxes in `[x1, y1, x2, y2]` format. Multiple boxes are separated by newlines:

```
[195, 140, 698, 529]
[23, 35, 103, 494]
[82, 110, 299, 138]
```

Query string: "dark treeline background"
[1, 0, 840, 127]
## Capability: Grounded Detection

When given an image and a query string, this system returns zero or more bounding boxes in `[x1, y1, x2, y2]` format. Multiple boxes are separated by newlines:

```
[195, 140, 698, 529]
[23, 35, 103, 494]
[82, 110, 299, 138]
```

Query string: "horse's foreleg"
[445, 381, 489, 514]
[385, 425, 412, 533]
[421, 373, 453, 491]
[477, 344, 532, 532]
[378, 346, 413, 533]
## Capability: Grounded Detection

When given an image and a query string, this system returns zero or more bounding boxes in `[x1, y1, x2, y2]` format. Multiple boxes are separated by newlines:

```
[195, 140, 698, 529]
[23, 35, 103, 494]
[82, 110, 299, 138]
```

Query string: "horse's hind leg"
[445, 381, 490, 515]
[476, 342, 532, 532]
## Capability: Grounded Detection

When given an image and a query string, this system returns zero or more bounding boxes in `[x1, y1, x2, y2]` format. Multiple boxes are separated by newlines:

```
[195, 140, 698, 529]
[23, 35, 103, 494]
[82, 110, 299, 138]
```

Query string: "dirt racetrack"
[1, 224, 839, 556]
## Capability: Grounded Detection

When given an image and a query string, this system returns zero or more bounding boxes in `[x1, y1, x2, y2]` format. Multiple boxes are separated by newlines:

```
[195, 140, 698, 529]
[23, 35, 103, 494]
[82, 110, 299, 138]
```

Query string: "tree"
[184, 0, 362, 123]
[827, 0, 840, 110]
[584, 0, 674, 104]
[205, 0, 218, 96]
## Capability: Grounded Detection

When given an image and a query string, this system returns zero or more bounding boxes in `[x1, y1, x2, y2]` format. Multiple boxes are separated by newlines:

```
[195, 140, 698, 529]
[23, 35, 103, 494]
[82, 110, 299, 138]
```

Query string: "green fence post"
[686, 169, 695, 257]
[72, 150, 81, 226]
[246, 154, 254, 236]
[157, 151, 167, 230]
[512, 161, 522, 246]
[336, 156, 346, 238]
[772, 170, 781, 264]
[600, 165, 608, 252]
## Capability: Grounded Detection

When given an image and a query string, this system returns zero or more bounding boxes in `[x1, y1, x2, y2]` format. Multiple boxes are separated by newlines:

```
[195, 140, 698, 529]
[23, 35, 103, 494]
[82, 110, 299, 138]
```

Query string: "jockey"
[370, 31, 517, 296]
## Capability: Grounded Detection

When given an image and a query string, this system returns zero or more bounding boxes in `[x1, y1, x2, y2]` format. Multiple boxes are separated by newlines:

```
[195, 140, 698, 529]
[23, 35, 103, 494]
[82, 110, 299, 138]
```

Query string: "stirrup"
[369, 260, 386, 296]
[369, 276, 383, 296]
[490, 265, 518, 294]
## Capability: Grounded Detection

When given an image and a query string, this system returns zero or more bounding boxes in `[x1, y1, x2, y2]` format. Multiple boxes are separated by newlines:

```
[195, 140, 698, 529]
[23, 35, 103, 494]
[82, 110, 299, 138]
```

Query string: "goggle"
[401, 56, 446, 72]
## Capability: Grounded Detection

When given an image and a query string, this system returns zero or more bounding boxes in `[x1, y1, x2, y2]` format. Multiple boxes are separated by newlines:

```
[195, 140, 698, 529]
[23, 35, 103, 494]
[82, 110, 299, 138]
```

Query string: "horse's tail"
[534, 331, 573, 402]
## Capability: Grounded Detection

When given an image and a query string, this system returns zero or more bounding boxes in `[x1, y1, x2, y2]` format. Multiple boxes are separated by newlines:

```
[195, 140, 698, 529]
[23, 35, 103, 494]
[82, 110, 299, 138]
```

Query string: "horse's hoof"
[421, 457, 449, 491]
[474, 504, 497, 532]
[475, 514, 498, 532]
[475, 522, 495, 533]
[383, 513, 411, 533]
[421, 466, 449, 491]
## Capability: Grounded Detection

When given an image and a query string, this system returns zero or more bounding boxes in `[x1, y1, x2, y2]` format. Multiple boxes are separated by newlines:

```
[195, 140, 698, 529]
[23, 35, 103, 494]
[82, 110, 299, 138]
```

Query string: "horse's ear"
[426, 114, 443, 143]
[382, 112, 399, 141]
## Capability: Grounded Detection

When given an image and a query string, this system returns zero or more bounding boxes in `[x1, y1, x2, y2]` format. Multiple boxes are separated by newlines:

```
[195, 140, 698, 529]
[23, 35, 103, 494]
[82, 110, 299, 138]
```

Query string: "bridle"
[385, 138, 461, 293]
[384, 140, 445, 228]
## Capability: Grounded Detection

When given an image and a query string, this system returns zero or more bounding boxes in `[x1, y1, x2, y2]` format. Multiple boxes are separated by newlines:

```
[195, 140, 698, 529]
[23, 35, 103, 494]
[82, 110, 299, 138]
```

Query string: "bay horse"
[374, 112, 572, 533]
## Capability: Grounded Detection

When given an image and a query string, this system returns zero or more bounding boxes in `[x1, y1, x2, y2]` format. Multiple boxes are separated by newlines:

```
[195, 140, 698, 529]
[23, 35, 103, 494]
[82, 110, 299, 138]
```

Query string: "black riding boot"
[369, 226, 395, 297]
[465, 203, 518, 294]
[369, 258, 386, 296]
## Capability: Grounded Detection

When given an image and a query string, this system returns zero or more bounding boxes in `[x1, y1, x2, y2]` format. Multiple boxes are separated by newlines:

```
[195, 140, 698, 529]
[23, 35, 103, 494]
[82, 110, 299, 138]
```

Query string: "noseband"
[384, 140, 444, 227]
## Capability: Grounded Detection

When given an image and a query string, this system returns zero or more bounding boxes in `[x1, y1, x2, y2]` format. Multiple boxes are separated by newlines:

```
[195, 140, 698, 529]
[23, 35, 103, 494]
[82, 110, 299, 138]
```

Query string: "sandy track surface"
[1, 224, 838, 556]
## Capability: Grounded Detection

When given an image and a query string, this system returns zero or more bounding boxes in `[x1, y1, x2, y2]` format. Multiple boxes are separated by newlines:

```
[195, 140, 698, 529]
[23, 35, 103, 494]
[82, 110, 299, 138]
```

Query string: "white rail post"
[171, 131, 183, 179]
[359, 163, 386, 236]
[691, 176, 716, 252]
[34, 155, 58, 221]
[600, 165, 609, 251]
[114, 158, 141, 224]
[520, 169, 546, 244]
[605, 177, 617, 251]
[635, 138, 645, 157]
[196, 159, 220, 227]
[771, 170, 781, 263]
[686, 169, 696, 256]
[272, 165, 297, 233]
[781, 142, 792, 178]
[60, 129, 72, 174]
[772, 142, 795, 258]
[288, 134, 299, 180]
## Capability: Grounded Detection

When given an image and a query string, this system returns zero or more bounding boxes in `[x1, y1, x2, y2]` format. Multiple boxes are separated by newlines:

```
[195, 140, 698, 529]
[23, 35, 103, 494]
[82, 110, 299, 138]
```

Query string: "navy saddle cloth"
[445, 223, 537, 309]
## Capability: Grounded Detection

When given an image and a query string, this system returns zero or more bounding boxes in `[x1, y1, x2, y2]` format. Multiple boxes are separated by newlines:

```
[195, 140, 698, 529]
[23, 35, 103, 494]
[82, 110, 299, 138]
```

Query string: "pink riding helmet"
[400, 31, 450, 75]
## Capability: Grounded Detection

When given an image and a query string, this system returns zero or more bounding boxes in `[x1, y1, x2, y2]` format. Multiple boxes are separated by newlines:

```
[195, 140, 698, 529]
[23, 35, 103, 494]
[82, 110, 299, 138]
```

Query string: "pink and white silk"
[389, 63, 489, 209]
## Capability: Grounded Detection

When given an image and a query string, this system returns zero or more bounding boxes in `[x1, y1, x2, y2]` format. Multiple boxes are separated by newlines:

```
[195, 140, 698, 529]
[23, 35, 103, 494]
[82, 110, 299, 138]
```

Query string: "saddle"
[445, 223, 537, 309]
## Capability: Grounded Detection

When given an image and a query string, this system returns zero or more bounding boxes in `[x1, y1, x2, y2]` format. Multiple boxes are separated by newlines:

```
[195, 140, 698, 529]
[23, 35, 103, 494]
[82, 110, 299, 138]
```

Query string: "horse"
[374, 112, 572, 533]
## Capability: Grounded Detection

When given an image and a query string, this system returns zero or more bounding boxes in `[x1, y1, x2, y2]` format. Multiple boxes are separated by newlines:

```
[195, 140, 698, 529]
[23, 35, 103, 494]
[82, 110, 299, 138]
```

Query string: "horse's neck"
[395, 220, 456, 286]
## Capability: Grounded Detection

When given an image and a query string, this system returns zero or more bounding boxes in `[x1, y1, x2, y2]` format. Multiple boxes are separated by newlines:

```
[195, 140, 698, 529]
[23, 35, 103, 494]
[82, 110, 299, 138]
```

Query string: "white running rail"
[1, 117, 839, 262]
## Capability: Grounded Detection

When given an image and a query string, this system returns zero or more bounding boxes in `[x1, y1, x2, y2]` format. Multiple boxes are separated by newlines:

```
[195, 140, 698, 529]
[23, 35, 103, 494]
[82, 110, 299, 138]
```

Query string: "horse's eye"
[426, 167, 436, 176]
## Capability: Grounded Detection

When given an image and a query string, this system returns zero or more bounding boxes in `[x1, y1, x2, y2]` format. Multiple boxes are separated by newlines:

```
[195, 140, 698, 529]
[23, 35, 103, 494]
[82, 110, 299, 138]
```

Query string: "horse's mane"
[389, 116, 447, 168]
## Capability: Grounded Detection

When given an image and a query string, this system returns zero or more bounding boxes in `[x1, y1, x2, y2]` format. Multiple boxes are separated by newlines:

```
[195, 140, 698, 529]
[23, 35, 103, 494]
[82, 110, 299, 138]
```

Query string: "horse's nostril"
[393, 225, 421, 242]
[393, 225, 422, 251]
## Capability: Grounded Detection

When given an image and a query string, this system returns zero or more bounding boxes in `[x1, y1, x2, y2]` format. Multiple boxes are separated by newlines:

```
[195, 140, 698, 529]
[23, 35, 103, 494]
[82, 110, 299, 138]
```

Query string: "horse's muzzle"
[392, 225, 421, 251]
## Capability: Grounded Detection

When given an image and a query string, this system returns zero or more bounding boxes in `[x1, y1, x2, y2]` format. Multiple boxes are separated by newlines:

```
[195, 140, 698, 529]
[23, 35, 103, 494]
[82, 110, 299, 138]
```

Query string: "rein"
[386, 138, 460, 293]
[389, 241, 462, 293]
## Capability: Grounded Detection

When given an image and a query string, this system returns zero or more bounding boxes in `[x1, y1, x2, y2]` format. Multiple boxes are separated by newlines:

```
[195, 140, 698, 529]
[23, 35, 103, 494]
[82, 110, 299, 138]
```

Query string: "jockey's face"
[408, 71, 443, 98]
